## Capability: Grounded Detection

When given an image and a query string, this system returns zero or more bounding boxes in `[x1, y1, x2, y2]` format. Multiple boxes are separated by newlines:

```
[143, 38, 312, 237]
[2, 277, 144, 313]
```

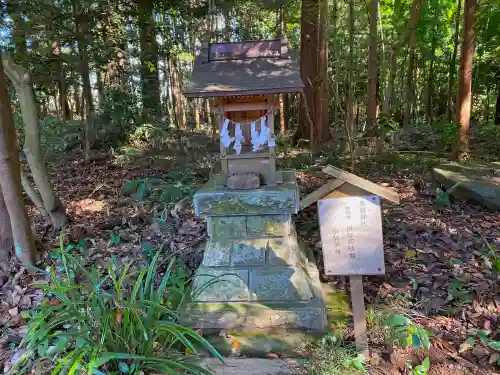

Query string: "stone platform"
[184, 171, 326, 331]
[433, 161, 500, 211]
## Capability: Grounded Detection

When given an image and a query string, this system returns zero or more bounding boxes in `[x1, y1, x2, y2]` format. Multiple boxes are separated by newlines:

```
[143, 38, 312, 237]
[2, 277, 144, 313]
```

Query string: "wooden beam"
[300, 178, 345, 210]
[216, 102, 269, 112]
[322, 165, 400, 204]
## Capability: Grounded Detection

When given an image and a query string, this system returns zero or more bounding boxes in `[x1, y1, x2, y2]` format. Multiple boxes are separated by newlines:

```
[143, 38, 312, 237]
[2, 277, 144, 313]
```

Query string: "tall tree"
[296, 0, 319, 142]
[0, 55, 36, 265]
[315, 0, 330, 142]
[367, 0, 379, 139]
[454, 0, 477, 159]
[72, 0, 94, 161]
[447, 0, 462, 123]
[138, 1, 161, 122]
[2, 55, 68, 228]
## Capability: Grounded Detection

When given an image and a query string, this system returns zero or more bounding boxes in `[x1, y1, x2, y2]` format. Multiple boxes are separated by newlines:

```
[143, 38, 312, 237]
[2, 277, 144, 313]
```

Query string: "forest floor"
[0, 131, 499, 375]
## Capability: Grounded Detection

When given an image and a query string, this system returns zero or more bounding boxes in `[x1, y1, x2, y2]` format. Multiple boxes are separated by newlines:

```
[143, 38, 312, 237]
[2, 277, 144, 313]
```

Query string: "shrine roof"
[184, 38, 304, 98]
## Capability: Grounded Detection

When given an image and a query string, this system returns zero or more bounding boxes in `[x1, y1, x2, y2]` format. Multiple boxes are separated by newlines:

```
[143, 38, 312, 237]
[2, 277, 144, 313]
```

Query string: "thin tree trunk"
[454, 0, 476, 159]
[169, 54, 185, 129]
[0, 187, 13, 263]
[73, 0, 94, 161]
[315, 0, 330, 142]
[382, 48, 397, 115]
[2, 55, 68, 228]
[346, 0, 356, 169]
[367, 0, 379, 139]
[20, 170, 49, 219]
[332, 0, 340, 131]
[138, 1, 161, 121]
[0, 55, 36, 265]
[277, 5, 286, 134]
[296, 0, 319, 142]
[427, 38, 436, 125]
[447, 0, 462, 123]
[495, 94, 500, 125]
[52, 41, 71, 121]
[403, 30, 416, 130]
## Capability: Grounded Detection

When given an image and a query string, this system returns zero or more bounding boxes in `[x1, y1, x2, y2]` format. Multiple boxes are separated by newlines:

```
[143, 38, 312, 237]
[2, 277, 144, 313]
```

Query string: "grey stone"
[194, 268, 250, 302]
[203, 358, 295, 375]
[433, 161, 500, 211]
[203, 241, 232, 266]
[250, 267, 313, 302]
[267, 237, 299, 266]
[227, 173, 261, 190]
[247, 215, 289, 237]
[209, 216, 247, 238]
[194, 171, 300, 216]
[231, 239, 267, 266]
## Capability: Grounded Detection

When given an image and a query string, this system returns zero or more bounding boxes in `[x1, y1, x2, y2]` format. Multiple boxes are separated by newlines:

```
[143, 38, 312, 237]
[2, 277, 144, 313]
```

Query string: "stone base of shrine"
[182, 231, 326, 331]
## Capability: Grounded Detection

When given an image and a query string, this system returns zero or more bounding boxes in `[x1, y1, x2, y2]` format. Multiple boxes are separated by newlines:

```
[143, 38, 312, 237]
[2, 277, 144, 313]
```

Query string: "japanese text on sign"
[318, 195, 385, 276]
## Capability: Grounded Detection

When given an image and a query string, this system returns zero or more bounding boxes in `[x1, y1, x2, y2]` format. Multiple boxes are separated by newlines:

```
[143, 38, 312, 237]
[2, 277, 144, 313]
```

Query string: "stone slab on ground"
[203, 358, 301, 375]
[433, 161, 500, 211]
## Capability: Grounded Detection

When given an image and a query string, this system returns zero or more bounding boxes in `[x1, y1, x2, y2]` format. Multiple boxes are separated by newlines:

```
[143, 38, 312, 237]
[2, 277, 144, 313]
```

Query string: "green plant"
[302, 334, 367, 375]
[406, 357, 431, 375]
[123, 172, 196, 208]
[478, 232, 500, 272]
[434, 181, 462, 211]
[384, 315, 431, 351]
[9, 241, 222, 375]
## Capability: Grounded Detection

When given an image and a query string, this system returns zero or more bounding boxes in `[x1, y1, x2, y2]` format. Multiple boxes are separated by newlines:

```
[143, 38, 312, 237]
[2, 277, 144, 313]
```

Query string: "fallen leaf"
[8, 307, 18, 317]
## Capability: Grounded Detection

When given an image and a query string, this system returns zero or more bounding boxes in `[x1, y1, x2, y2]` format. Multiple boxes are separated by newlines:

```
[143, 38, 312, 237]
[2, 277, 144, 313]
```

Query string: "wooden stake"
[349, 275, 369, 358]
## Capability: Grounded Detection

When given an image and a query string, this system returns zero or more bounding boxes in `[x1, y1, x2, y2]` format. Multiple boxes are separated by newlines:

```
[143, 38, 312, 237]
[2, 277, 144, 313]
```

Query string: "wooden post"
[267, 104, 277, 185]
[350, 275, 369, 358]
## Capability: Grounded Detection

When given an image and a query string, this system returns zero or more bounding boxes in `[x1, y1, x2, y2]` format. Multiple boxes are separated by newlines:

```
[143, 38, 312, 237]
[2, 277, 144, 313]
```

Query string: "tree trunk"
[382, 48, 397, 115]
[315, 0, 330, 142]
[346, 0, 356, 168]
[73, 0, 94, 161]
[331, 0, 340, 131]
[403, 29, 416, 130]
[169, 54, 185, 129]
[277, 5, 286, 134]
[138, 1, 161, 122]
[367, 0, 378, 139]
[0, 188, 13, 264]
[296, 0, 319, 142]
[2, 55, 68, 228]
[0, 55, 36, 265]
[454, 0, 476, 160]
[447, 0, 462, 123]
[52, 41, 71, 121]
[426, 37, 436, 126]
[495, 94, 500, 125]
[20, 170, 49, 219]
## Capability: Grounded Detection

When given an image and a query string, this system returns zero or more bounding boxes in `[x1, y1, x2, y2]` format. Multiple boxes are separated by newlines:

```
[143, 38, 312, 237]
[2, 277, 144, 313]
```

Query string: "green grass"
[9, 240, 222, 375]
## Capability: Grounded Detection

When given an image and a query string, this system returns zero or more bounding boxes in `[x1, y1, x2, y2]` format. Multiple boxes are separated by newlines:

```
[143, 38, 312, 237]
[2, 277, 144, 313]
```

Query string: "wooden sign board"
[318, 195, 385, 276]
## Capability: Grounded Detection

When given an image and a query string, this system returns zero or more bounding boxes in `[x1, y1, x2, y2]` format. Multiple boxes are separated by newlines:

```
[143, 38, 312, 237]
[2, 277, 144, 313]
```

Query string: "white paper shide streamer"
[219, 112, 276, 154]
[220, 119, 232, 148]
[233, 123, 245, 155]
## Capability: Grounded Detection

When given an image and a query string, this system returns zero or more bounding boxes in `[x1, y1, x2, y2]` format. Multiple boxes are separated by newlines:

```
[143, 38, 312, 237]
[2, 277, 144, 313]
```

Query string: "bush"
[9, 243, 221, 375]
[39, 116, 84, 156]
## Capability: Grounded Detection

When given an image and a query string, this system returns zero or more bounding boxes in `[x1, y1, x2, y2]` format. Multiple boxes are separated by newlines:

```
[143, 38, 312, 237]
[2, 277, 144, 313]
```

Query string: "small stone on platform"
[227, 173, 261, 190]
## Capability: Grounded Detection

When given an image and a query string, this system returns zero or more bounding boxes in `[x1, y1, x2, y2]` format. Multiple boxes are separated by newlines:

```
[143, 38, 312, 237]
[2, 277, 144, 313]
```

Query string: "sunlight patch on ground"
[68, 198, 107, 216]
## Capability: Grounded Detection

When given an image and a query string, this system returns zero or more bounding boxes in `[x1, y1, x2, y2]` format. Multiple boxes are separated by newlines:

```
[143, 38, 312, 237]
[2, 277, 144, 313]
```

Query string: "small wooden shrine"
[185, 37, 303, 187]
[183, 38, 326, 331]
